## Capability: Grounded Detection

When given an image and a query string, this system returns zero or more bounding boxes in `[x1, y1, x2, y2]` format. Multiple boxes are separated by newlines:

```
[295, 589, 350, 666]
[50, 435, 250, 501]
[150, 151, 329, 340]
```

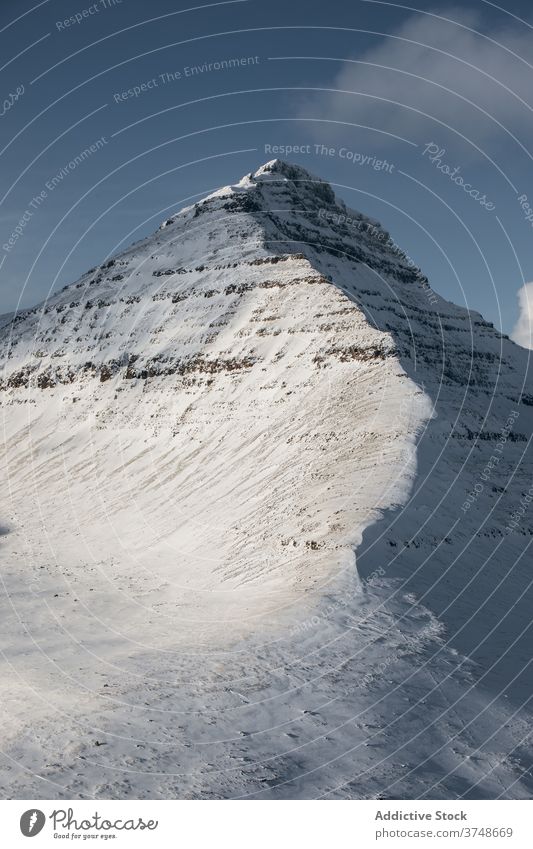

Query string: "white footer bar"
[2, 799, 532, 848]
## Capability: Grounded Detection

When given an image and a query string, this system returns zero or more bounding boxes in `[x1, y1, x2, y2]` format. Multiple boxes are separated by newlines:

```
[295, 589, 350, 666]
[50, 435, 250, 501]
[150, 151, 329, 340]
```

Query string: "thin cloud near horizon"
[512, 281, 533, 350]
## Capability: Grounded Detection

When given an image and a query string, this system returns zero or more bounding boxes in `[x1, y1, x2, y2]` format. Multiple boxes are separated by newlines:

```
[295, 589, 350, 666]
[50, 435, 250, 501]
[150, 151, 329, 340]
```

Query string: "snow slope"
[0, 160, 532, 799]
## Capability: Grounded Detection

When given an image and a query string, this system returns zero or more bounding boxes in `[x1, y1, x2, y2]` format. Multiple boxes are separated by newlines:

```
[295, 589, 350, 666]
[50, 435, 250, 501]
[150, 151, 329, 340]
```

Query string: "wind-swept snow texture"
[1, 160, 532, 799]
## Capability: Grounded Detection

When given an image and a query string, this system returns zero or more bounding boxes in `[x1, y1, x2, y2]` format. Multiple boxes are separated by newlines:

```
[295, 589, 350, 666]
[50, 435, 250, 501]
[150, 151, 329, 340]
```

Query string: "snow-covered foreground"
[0, 161, 532, 798]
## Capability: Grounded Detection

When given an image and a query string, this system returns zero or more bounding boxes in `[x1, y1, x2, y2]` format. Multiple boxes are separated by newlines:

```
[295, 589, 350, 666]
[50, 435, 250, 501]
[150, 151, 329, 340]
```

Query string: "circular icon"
[20, 810, 46, 837]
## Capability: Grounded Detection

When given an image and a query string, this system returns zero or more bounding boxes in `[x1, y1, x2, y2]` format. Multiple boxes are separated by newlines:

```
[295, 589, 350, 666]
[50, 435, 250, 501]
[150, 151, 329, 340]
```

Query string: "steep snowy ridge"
[0, 159, 429, 622]
[0, 160, 532, 800]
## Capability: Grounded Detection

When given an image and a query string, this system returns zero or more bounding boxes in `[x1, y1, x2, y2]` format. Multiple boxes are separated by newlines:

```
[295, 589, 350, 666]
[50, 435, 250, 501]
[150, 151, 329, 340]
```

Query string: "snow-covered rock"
[0, 159, 532, 799]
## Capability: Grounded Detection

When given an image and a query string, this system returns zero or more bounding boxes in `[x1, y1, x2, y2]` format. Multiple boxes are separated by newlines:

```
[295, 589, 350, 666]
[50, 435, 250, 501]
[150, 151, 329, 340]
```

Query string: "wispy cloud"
[301, 7, 533, 152]
[511, 282, 533, 350]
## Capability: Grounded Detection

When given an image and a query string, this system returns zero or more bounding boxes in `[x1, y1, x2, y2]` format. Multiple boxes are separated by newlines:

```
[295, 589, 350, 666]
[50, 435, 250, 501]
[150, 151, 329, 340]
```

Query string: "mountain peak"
[163, 159, 338, 229]
[246, 158, 336, 203]
[250, 158, 323, 183]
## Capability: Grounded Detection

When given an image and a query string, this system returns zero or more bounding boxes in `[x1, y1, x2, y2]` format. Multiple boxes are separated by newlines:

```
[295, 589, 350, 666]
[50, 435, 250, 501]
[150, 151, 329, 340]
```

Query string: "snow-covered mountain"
[0, 159, 532, 799]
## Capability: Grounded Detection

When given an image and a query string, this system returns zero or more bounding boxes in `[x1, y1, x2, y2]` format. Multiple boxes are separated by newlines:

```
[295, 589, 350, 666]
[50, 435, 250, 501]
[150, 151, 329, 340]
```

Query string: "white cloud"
[511, 282, 533, 349]
[303, 7, 533, 151]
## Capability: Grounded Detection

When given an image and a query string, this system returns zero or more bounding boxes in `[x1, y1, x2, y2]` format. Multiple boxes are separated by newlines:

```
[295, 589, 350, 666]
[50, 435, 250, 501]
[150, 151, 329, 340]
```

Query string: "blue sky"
[2, 0, 533, 340]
